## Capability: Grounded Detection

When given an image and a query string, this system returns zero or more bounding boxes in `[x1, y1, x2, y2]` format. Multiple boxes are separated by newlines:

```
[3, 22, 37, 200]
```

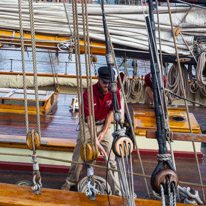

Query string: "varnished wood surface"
[0, 182, 201, 206]
[0, 93, 124, 151]
[146, 130, 206, 142]
[133, 104, 202, 135]
[0, 94, 79, 150]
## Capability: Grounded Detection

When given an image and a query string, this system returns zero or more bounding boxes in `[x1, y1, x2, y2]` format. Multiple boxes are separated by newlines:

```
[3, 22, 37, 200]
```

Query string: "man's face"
[98, 77, 109, 94]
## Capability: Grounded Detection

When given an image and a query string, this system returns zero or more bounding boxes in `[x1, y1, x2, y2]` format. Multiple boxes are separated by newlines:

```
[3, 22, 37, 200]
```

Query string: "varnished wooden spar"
[146, 130, 206, 142]
[0, 183, 200, 206]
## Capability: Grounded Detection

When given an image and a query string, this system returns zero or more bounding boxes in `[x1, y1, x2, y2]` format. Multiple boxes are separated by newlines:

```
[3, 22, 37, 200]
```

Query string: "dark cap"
[98, 66, 114, 83]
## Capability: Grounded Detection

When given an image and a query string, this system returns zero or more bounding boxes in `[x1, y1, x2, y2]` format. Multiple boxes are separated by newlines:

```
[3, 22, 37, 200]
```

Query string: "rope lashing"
[157, 153, 172, 162]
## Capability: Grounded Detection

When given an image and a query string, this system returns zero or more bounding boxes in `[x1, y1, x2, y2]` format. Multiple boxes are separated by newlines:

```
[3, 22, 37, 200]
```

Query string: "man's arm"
[97, 110, 113, 143]
[146, 86, 154, 102]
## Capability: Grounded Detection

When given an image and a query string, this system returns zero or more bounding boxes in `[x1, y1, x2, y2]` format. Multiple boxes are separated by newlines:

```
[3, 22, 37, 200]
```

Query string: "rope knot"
[157, 153, 171, 162]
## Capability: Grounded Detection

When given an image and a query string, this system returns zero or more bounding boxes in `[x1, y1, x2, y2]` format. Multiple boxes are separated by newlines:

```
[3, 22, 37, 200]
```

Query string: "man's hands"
[97, 131, 106, 143]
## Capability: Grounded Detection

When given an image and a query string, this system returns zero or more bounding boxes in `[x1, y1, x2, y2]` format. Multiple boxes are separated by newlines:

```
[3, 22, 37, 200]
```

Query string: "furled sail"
[0, 0, 205, 55]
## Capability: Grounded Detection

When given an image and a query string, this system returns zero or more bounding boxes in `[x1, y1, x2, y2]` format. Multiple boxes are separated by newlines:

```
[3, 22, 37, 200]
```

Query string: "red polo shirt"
[84, 83, 121, 121]
[145, 73, 166, 88]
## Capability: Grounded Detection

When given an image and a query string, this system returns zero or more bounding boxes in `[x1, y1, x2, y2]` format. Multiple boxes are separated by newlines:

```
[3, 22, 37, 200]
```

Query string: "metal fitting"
[106, 53, 114, 65]
[110, 83, 117, 93]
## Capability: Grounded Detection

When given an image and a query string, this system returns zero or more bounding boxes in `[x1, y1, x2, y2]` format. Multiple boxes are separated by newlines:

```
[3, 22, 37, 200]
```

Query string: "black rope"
[165, 88, 206, 107]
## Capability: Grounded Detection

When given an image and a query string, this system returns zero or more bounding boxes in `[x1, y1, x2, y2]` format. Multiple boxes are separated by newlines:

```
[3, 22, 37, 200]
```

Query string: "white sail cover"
[0, 0, 205, 55]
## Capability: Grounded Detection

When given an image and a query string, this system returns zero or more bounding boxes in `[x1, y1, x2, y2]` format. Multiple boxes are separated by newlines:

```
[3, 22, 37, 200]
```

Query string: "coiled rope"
[78, 175, 112, 195]
[167, 63, 189, 101]
[196, 52, 206, 87]
[123, 78, 131, 100]
[130, 79, 143, 100]
[196, 52, 206, 97]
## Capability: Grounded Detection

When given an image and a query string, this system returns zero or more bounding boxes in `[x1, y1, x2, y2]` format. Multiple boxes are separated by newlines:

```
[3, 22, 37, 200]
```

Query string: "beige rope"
[166, 0, 205, 202]
[81, 0, 97, 159]
[28, 0, 41, 137]
[18, 0, 29, 134]
[72, 0, 86, 161]
[85, 0, 97, 154]
[106, 11, 150, 197]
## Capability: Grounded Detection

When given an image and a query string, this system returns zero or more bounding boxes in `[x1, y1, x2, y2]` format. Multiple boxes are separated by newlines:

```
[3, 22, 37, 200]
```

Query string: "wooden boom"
[146, 130, 206, 142]
[0, 30, 106, 55]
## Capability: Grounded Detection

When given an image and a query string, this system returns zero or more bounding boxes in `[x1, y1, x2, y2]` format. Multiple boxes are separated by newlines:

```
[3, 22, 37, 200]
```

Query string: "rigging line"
[63, 0, 73, 38]
[110, 31, 151, 199]
[28, 0, 41, 137]
[72, 0, 86, 160]
[174, 0, 206, 10]
[179, 32, 198, 64]
[18, 0, 29, 134]
[179, 6, 192, 25]
[155, 0, 170, 129]
[142, 2, 167, 132]
[165, 89, 206, 107]
[166, 0, 206, 203]
[48, 50, 59, 91]
[84, 0, 97, 153]
[81, 0, 95, 157]
[0, 150, 206, 189]
[155, 0, 176, 169]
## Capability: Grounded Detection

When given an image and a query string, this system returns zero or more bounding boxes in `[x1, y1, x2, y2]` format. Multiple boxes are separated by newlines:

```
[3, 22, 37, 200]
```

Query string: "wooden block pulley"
[26, 130, 41, 151]
[80, 143, 99, 162]
[113, 137, 133, 157]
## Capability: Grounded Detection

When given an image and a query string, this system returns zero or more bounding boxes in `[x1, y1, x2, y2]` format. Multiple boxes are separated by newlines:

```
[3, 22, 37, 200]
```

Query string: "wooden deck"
[0, 93, 205, 203]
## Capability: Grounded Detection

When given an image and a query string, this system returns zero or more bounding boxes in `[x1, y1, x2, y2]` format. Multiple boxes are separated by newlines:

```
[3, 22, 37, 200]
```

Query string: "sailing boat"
[0, 0, 205, 205]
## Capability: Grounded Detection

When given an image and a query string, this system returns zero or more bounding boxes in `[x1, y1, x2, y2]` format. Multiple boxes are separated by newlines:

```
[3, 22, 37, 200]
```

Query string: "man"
[144, 72, 166, 105]
[61, 66, 121, 196]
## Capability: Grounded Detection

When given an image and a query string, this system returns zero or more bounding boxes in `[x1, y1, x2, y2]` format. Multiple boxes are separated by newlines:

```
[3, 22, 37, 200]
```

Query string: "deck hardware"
[113, 134, 133, 157]
[26, 130, 41, 150]
[153, 168, 178, 194]
[170, 115, 186, 122]
[146, 0, 177, 203]
[85, 166, 97, 200]
[16, 180, 32, 186]
[80, 143, 99, 162]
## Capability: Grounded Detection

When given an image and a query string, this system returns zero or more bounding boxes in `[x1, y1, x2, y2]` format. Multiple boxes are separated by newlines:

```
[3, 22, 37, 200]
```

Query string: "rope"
[166, 1, 206, 203]
[190, 80, 199, 94]
[123, 78, 131, 100]
[28, 0, 41, 137]
[63, 0, 73, 38]
[81, 0, 97, 158]
[72, 0, 86, 161]
[48, 50, 60, 92]
[167, 63, 189, 101]
[18, 0, 29, 134]
[78, 175, 112, 195]
[108, 6, 150, 196]
[130, 79, 143, 100]
[196, 52, 206, 97]
[157, 154, 171, 162]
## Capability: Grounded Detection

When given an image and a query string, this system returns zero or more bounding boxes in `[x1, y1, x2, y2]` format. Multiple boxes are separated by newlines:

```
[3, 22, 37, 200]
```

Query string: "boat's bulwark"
[0, 183, 199, 206]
